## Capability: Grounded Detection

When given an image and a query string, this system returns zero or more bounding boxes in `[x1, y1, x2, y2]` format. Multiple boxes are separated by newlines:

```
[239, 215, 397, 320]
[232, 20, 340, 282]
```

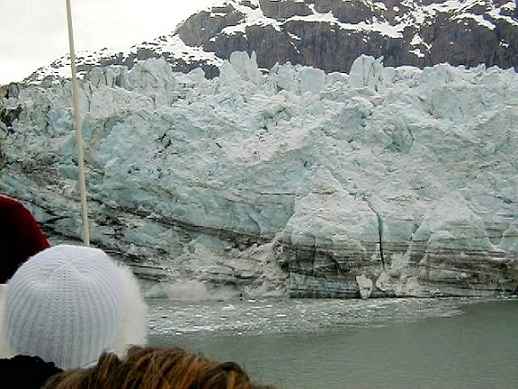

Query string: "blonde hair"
[44, 346, 275, 389]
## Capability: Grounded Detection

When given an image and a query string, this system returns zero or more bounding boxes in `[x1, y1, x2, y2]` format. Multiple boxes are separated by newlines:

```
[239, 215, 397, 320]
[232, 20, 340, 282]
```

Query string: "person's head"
[44, 346, 275, 389]
[0, 194, 49, 283]
[1, 244, 147, 369]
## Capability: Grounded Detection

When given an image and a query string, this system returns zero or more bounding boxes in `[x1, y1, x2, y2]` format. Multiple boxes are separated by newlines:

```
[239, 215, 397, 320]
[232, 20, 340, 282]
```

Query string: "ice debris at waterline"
[1, 53, 517, 299]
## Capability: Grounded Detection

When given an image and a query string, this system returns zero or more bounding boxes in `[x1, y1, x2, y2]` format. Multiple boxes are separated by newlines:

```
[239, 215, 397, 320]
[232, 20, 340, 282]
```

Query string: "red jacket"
[0, 195, 50, 283]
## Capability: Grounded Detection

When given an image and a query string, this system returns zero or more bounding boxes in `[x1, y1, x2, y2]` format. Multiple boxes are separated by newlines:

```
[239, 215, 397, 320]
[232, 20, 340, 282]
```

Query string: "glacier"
[1, 52, 517, 298]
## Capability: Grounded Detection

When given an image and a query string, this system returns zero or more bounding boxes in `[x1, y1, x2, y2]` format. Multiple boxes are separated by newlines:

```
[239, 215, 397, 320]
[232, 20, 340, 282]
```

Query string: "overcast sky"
[0, 0, 216, 84]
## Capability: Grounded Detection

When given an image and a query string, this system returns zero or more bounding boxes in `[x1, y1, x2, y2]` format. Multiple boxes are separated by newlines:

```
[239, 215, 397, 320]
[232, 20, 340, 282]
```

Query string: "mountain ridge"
[25, 0, 518, 83]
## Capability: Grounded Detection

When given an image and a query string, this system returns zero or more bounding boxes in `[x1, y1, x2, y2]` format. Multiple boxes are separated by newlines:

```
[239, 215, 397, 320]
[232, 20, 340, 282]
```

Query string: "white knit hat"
[5, 244, 124, 369]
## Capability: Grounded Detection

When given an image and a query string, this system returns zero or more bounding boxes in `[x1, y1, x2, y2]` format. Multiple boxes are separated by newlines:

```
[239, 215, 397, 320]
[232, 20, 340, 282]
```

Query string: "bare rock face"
[26, 1, 518, 83]
[260, 0, 314, 19]
[177, 4, 246, 46]
[311, 0, 378, 23]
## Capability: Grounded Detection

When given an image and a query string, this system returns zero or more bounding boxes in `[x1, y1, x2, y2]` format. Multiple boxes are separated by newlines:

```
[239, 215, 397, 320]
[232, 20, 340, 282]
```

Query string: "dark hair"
[44, 346, 275, 389]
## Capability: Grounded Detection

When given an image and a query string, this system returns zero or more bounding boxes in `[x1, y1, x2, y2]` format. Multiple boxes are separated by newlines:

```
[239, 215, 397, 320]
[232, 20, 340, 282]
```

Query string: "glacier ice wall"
[1, 53, 518, 298]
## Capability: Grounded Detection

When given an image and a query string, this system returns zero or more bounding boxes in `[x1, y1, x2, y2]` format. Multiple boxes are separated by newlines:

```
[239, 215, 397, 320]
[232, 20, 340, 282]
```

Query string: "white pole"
[66, 0, 90, 246]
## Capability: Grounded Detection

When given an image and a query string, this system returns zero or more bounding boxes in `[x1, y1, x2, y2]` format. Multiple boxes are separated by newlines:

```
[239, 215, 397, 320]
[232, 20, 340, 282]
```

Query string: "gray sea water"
[148, 298, 518, 389]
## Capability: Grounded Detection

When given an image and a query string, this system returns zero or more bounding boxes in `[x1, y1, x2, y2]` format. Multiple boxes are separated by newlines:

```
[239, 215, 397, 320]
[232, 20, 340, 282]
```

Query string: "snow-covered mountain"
[28, 0, 518, 82]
